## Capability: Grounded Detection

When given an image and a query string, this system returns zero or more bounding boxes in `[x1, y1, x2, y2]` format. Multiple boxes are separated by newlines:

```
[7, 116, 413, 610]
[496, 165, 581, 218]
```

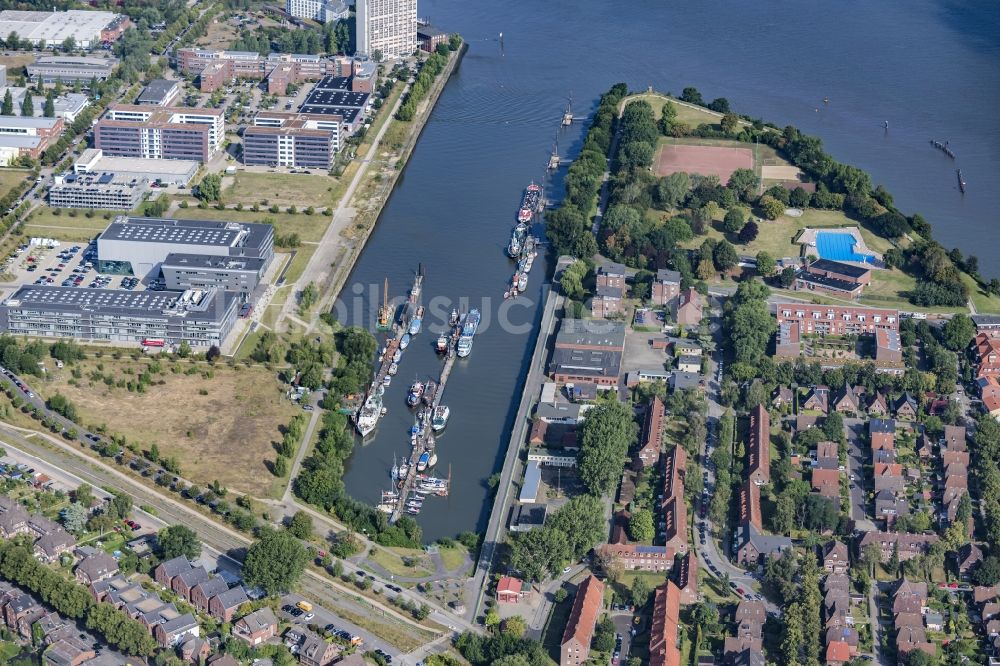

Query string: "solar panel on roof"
[98, 173, 114, 184]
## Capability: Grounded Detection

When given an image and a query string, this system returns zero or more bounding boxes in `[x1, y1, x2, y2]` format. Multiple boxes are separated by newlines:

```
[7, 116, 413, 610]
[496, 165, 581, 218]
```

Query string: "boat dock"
[930, 139, 956, 159]
[389, 325, 457, 522]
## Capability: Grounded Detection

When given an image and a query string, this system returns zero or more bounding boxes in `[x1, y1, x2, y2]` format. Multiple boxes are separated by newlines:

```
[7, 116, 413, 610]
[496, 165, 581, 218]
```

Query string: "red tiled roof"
[826, 640, 851, 662]
[561, 575, 604, 649]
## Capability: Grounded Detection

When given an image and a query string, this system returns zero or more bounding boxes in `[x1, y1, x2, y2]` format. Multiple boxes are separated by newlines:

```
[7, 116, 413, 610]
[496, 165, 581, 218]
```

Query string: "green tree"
[738, 220, 759, 243]
[287, 510, 313, 540]
[547, 494, 606, 561]
[1, 89, 12, 115]
[713, 239, 738, 272]
[772, 495, 795, 535]
[974, 556, 1000, 586]
[720, 112, 739, 134]
[628, 508, 655, 542]
[631, 575, 651, 606]
[655, 172, 690, 209]
[501, 615, 526, 637]
[61, 502, 89, 533]
[196, 173, 222, 202]
[243, 529, 310, 595]
[109, 493, 132, 521]
[508, 527, 567, 582]
[722, 207, 745, 233]
[158, 525, 201, 560]
[577, 401, 636, 496]
[43, 91, 55, 118]
[759, 195, 785, 220]
[74, 483, 94, 507]
[756, 251, 776, 277]
[941, 313, 975, 351]
[20, 94, 33, 117]
[727, 168, 759, 201]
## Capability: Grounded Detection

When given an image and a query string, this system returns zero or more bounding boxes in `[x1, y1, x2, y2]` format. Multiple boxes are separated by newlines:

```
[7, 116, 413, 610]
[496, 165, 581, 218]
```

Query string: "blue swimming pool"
[814, 231, 874, 263]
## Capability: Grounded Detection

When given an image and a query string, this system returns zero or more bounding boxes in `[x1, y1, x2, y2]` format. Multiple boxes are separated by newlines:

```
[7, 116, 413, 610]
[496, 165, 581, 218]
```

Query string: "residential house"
[662, 495, 687, 555]
[74, 552, 118, 586]
[233, 607, 278, 646]
[772, 386, 794, 409]
[975, 585, 1000, 605]
[189, 576, 229, 613]
[677, 355, 701, 374]
[171, 565, 210, 601]
[895, 393, 918, 420]
[560, 575, 604, 666]
[738, 480, 762, 531]
[652, 269, 681, 307]
[826, 640, 852, 665]
[868, 391, 889, 417]
[747, 405, 770, 485]
[874, 489, 909, 526]
[812, 468, 841, 499]
[206, 654, 240, 666]
[675, 552, 698, 605]
[896, 625, 935, 658]
[816, 440, 839, 469]
[179, 636, 211, 663]
[154, 556, 192, 588]
[592, 263, 626, 319]
[859, 532, 939, 563]
[825, 627, 859, 656]
[873, 463, 904, 493]
[943, 424, 967, 451]
[869, 419, 896, 451]
[675, 287, 703, 327]
[209, 586, 248, 622]
[735, 522, 791, 567]
[635, 397, 665, 468]
[648, 581, 682, 666]
[153, 613, 199, 648]
[597, 543, 674, 573]
[823, 541, 850, 574]
[299, 631, 340, 666]
[924, 611, 944, 632]
[497, 577, 523, 604]
[833, 383, 860, 413]
[42, 636, 96, 666]
[803, 386, 829, 414]
[956, 543, 984, 580]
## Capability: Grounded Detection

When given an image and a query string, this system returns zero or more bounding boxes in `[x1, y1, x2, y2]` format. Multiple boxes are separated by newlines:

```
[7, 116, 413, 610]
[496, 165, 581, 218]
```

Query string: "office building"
[0, 10, 129, 49]
[74, 149, 198, 187]
[298, 75, 370, 130]
[94, 104, 224, 162]
[177, 48, 343, 93]
[285, 0, 348, 23]
[26, 56, 118, 84]
[0, 115, 64, 165]
[244, 111, 340, 169]
[0, 87, 89, 122]
[355, 0, 417, 60]
[48, 172, 146, 210]
[416, 24, 447, 52]
[95, 216, 274, 280]
[549, 319, 625, 387]
[0, 285, 238, 347]
[136, 79, 181, 107]
[160, 254, 268, 295]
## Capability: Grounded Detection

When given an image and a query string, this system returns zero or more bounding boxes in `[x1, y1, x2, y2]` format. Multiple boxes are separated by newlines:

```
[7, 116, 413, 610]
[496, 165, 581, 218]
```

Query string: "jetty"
[930, 139, 956, 159]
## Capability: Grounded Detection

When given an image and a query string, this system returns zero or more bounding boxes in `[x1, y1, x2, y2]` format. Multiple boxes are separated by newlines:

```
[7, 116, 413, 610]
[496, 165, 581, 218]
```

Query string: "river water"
[339, 0, 1000, 541]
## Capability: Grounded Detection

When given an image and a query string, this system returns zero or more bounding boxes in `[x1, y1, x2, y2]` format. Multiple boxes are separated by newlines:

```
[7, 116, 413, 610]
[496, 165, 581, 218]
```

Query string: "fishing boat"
[423, 380, 437, 406]
[416, 451, 430, 472]
[392, 348, 402, 363]
[457, 308, 481, 358]
[432, 405, 450, 431]
[355, 390, 383, 437]
[388, 362, 398, 376]
[516, 272, 528, 292]
[507, 223, 527, 258]
[408, 305, 424, 336]
[400, 333, 411, 350]
[436, 333, 449, 354]
[449, 308, 460, 326]
[376, 278, 392, 331]
[407, 381, 424, 407]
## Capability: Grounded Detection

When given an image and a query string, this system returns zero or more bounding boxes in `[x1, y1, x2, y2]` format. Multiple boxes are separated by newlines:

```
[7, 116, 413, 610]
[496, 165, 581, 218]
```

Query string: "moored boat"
[407, 380, 424, 407]
[393, 348, 402, 363]
[431, 405, 450, 431]
[388, 362, 398, 376]
[416, 451, 430, 471]
[408, 305, 424, 336]
[507, 223, 527, 258]
[457, 308, 481, 358]
[355, 390, 383, 437]
[400, 333, 411, 349]
[427, 453, 438, 468]
[376, 278, 392, 331]
[517, 272, 528, 292]
[423, 380, 437, 405]
[436, 333, 449, 354]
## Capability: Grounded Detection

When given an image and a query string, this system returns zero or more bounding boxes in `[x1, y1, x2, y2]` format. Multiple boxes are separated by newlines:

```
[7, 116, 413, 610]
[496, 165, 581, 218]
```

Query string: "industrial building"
[26, 56, 118, 84]
[0, 87, 89, 122]
[74, 149, 199, 187]
[136, 79, 182, 107]
[95, 216, 274, 283]
[94, 105, 225, 162]
[161, 253, 268, 295]
[243, 111, 341, 169]
[0, 285, 238, 347]
[0, 115, 64, 165]
[355, 0, 417, 60]
[48, 172, 147, 210]
[285, 0, 348, 23]
[0, 10, 129, 48]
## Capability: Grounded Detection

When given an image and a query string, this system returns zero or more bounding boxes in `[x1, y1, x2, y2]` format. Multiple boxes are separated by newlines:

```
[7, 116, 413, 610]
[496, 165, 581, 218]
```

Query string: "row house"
[0, 582, 97, 664]
[858, 532, 939, 563]
[893, 580, 934, 659]
[724, 600, 765, 664]
[940, 424, 971, 526]
[775, 304, 903, 366]
[675, 552, 699, 606]
[822, 540, 849, 575]
[74, 551, 119, 586]
[560, 575, 604, 666]
[746, 404, 770, 485]
[0, 497, 75, 562]
[649, 581, 682, 666]
[635, 396, 665, 468]
[823, 572, 858, 665]
[597, 543, 675, 573]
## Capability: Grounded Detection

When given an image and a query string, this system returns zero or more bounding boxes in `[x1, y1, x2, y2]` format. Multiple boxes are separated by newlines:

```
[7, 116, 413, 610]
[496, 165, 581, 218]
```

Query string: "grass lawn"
[368, 547, 434, 578]
[358, 82, 405, 155]
[619, 92, 723, 129]
[225, 171, 345, 208]
[437, 544, 469, 574]
[541, 593, 573, 661]
[0, 168, 31, 198]
[171, 206, 333, 243]
[965, 273, 1000, 314]
[35, 356, 298, 497]
[22, 207, 120, 241]
[0, 642, 21, 660]
[0, 53, 35, 74]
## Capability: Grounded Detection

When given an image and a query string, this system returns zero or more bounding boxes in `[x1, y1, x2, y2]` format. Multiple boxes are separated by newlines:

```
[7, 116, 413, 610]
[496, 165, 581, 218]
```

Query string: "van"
[295, 600, 313, 613]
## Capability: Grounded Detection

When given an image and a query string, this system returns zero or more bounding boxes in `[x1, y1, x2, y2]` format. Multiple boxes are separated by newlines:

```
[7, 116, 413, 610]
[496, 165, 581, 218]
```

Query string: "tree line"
[395, 47, 451, 122]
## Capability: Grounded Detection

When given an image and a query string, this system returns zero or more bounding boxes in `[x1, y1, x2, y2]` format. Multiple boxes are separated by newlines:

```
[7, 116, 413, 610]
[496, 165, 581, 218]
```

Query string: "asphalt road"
[845, 419, 873, 529]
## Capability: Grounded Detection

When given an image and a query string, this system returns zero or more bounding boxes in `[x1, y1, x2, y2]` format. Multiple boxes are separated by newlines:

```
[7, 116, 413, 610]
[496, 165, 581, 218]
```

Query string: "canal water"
[339, 0, 1000, 541]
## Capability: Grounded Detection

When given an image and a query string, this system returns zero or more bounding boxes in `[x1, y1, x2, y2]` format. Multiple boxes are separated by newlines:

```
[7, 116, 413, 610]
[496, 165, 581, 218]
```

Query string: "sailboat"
[376, 278, 392, 331]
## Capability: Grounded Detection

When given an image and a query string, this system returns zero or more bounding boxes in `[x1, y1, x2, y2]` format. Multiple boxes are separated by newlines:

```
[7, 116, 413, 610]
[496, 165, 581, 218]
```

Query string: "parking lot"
[1, 241, 146, 293]
[279, 592, 401, 662]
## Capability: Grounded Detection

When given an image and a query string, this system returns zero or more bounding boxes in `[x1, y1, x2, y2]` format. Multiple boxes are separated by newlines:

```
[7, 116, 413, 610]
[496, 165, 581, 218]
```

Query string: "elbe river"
[339, 0, 1000, 541]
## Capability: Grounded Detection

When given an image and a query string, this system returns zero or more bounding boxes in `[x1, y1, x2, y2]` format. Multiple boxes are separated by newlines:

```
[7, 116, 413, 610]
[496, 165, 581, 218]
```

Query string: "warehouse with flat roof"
[0, 10, 129, 48]
[95, 216, 274, 279]
[74, 149, 198, 186]
[0, 285, 238, 347]
[26, 56, 118, 84]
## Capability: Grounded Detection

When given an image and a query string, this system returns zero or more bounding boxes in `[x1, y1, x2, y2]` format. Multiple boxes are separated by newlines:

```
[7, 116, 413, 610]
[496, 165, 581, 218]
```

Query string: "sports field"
[654, 143, 753, 182]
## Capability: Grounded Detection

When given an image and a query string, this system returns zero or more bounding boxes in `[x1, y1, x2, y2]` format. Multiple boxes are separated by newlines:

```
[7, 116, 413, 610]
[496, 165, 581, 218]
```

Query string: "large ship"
[507, 223, 527, 258]
[355, 389, 383, 437]
[518, 183, 541, 222]
[457, 308, 481, 358]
